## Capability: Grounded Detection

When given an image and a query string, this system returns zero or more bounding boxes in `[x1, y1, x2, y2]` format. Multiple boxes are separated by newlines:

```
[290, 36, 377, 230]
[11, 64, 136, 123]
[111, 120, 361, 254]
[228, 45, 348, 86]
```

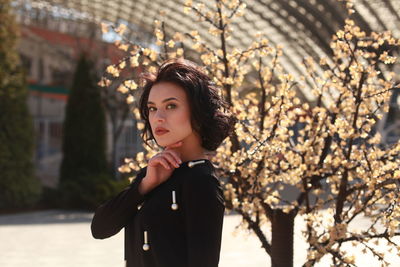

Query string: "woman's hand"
[138, 142, 182, 195]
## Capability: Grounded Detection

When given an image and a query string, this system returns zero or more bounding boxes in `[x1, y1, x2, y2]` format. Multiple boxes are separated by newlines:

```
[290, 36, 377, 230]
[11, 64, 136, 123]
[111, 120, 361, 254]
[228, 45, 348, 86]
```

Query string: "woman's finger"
[153, 157, 171, 170]
[161, 151, 180, 168]
[164, 141, 182, 163]
[162, 150, 182, 165]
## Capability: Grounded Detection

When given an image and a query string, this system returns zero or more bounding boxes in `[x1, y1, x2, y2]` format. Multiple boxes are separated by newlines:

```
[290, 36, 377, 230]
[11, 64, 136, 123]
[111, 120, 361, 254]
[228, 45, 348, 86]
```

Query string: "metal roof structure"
[14, 0, 400, 97]
[13, 0, 400, 143]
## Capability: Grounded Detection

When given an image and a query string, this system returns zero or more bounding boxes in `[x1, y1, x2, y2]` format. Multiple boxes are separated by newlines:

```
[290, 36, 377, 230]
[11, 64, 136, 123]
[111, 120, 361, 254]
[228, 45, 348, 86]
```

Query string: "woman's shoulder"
[179, 159, 221, 187]
[179, 159, 225, 205]
[180, 159, 216, 176]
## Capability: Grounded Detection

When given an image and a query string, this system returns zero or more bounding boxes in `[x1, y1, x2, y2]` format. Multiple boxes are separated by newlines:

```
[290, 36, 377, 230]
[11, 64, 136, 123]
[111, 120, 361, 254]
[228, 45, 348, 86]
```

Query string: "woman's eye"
[147, 104, 175, 112]
[166, 103, 176, 109]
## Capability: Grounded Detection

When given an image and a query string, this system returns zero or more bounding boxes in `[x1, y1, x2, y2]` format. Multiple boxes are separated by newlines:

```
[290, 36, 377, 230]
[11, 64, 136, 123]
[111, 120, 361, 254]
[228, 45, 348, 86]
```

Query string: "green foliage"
[58, 173, 129, 210]
[0, 0, 41, 210]
[59, 55, 113, 209]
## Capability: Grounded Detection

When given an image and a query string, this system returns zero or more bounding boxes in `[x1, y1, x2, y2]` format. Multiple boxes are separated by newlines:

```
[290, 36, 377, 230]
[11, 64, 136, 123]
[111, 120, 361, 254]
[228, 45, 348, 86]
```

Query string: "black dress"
[91, 159, 225, 267]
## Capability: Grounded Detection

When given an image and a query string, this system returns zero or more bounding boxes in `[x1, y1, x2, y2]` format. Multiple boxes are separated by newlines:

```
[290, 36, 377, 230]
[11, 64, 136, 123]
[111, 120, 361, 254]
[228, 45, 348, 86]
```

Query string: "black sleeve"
[182, 173, 225, 267]
[91, 168, 147, 239]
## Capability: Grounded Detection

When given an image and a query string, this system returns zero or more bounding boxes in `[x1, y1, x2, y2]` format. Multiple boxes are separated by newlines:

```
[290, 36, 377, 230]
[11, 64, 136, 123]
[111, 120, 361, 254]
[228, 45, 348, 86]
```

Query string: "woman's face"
[147, 82, 196, 147]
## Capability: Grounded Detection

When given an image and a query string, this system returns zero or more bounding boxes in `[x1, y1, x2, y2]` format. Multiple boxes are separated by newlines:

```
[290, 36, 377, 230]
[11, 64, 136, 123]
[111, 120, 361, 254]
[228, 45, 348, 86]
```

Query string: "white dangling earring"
[142, 231, 150, 251]
[171, 190, 178, 210]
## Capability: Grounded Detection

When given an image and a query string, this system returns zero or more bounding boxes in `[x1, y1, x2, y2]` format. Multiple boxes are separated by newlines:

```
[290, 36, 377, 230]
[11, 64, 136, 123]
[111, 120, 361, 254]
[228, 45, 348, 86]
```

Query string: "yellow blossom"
[115, 23, 127, 35]
[117, 84, 129, 94]
[124, 80, 137, 90]
[137, 122, 144, 130]
[176, 48, 184, 56]
[101, 22, 109, 34]
[126, 95, 134, 104]
[106, 65, 119, 77]
[130, 55, 139, 67]
[167, 40, 175, 48]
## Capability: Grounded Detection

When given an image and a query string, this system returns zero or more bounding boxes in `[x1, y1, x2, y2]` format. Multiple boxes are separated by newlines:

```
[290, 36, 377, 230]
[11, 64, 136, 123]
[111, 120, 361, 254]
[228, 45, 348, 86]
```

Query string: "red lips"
[155, 127, 169, 136]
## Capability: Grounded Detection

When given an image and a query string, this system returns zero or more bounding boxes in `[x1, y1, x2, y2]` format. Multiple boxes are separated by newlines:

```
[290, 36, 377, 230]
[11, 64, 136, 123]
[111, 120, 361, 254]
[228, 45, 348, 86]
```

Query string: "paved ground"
[0, 210, 398, 267]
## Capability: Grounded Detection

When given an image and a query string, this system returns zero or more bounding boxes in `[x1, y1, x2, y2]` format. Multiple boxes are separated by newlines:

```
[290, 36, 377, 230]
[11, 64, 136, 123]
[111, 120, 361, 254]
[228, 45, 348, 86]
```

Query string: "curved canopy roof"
[14, 0, 400, 98]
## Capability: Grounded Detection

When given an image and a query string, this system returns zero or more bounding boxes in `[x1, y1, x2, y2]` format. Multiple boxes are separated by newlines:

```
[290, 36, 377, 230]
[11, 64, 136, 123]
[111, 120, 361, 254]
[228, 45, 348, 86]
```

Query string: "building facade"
[18, 24, 141, 187]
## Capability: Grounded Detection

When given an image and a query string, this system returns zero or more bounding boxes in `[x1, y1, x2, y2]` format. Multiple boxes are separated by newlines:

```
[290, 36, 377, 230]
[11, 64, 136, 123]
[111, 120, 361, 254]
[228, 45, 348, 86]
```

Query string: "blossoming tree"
[99, 0, 400, 266]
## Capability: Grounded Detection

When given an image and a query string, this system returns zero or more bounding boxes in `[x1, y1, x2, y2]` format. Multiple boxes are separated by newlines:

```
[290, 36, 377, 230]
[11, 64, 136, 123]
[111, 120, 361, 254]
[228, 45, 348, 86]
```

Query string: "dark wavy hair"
[138, 59, 236, 151]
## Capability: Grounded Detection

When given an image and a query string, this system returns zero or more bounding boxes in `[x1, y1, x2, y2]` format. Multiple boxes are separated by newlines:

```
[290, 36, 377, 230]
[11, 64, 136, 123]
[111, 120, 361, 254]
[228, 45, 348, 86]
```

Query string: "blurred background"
[1, 0, 399, 266]
[3, 0, 400, 209]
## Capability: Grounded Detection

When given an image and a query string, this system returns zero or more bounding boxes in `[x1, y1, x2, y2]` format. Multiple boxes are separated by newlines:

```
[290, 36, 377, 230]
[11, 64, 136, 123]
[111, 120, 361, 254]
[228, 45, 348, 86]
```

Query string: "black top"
[91, 159, 225, 267]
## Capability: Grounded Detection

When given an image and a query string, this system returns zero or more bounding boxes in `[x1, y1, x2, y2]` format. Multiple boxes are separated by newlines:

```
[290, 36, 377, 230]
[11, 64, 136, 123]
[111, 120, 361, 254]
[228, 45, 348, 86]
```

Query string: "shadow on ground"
[0, 210, 94, 225]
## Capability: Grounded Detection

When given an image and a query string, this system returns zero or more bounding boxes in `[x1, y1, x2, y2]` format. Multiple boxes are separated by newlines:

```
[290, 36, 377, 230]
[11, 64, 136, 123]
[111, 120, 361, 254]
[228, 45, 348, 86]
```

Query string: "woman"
[91, 59, 235, 267]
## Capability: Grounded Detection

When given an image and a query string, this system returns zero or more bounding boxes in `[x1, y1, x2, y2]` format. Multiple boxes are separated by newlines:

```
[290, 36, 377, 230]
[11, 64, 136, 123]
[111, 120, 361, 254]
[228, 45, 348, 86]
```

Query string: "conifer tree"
[59, 54, 112, 209]
[0, 0, 41, 210]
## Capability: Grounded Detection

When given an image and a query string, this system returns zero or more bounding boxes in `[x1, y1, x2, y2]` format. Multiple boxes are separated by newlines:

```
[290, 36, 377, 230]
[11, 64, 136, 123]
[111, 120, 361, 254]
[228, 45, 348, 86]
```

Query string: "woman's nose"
[154, 109, 166, 121]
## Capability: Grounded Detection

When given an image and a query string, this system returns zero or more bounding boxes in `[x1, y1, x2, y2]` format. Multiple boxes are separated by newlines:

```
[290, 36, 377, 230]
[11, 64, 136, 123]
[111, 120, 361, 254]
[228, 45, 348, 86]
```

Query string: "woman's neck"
[176, 145, 207, 163]
[172, 132, 208, 162]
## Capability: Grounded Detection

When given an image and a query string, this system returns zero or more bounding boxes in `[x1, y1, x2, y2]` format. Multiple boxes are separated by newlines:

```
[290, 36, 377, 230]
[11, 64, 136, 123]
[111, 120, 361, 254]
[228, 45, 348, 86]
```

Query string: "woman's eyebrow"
[147, 97, 179, 105]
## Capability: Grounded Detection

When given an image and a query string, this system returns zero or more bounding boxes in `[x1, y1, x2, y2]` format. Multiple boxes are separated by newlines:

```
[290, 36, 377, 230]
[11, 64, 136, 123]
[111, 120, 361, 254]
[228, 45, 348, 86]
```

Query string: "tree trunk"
[111, 135, 118, 178]
[271, 209, 295, 267]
